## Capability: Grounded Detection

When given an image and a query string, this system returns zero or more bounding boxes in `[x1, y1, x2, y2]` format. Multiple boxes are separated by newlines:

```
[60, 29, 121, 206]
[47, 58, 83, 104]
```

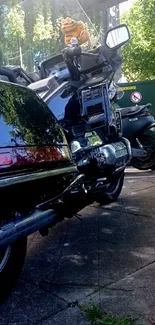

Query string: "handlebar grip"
[62, 46, 82, 60]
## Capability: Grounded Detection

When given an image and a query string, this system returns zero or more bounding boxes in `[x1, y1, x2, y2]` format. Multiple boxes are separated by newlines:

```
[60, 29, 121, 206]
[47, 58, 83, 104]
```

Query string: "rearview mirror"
[105, 24, 130, 50]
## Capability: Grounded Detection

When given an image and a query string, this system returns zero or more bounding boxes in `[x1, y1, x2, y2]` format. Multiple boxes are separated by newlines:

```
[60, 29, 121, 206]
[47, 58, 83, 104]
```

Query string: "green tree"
[4, 4, 26, 66]
[121, 0, 155, 81]
[7, 5, 25, 38]
[0, 0, 101, 71]
[33, 14, 60, 58]
[33, 14, 56, 42]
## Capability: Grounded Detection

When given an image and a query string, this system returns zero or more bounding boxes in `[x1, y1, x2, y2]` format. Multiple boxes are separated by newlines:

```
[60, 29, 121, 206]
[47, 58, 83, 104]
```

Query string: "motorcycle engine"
[72, 138, 131, 178]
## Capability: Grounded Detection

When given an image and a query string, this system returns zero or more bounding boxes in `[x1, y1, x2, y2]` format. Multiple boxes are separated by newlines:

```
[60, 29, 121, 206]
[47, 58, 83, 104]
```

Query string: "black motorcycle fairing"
[39, 54, 64, 79]
[39, 44, 122, 83]
[142, 121, 155, 134]
[142, 122, 155, 149]
[79, 45, 122, 76]
[122, 113, 154, 139]
[46, 84, 74, 123]
[46, 84, 114, 143]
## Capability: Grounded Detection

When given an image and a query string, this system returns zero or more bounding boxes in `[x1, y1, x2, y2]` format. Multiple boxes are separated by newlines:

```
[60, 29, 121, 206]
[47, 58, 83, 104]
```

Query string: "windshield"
[0, 0, 104, 72]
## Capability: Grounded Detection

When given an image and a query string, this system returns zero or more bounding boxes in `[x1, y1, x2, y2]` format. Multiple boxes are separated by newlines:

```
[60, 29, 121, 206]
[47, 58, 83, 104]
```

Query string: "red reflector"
[145, 112, 151, 116]
[0, 153, 13, 166]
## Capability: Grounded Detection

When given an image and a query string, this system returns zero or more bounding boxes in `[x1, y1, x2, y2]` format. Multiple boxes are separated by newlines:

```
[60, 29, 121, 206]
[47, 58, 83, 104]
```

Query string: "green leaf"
[121, 0, 155, 81]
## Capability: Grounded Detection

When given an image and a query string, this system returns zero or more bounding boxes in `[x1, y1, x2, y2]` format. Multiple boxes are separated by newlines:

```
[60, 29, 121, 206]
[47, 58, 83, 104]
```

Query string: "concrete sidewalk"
[1, 169, 155, 324]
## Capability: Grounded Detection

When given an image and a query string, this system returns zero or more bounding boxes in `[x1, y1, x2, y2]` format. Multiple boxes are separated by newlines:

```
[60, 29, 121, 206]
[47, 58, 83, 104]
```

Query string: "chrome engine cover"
[77, 138, 131, 169]
[93, 139, 131, 167]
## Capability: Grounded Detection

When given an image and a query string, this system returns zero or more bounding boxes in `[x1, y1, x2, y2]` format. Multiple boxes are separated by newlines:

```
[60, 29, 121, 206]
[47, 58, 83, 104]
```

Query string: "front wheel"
[97, 172, 125, 205]
[0, 237, 27, 303]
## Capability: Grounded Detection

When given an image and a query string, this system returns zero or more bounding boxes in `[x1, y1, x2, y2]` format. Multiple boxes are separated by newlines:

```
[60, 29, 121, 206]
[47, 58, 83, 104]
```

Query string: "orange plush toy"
[61, 17, 90, 45]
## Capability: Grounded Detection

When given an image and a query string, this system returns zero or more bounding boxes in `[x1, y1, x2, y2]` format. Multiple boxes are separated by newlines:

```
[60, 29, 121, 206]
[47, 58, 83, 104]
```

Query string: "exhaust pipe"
[0, 174, 85, 248]
[0, 209, 57, 248]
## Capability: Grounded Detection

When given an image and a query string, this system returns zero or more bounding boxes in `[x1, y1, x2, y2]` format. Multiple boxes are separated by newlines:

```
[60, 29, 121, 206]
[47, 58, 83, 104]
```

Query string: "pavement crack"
[39, 301, 82, 325]
[83, 285, 133, 300]
[96, 206, 153, 219]
[85, 286, 102, 298]
[50, 292, 69, 304]
[39, 306, 69, 325]
[51, 221, 70, 285]
[20, 276, 69, 304]
[105, 287, 134, 292]
[51, 282, 99, 288]
[104, 259, 155, 289]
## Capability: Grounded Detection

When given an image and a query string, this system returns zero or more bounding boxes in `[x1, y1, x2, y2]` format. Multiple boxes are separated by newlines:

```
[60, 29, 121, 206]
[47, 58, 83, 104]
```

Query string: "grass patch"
[81, 305, 140, 325]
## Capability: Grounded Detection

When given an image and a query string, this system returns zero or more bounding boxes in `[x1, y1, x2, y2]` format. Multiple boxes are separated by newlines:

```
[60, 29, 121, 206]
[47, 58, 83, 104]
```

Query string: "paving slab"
[41, 306, 89, 325]
[98, 262, 155, 324]
[0, 280, 67, 325]
[0, 169, 155, 324]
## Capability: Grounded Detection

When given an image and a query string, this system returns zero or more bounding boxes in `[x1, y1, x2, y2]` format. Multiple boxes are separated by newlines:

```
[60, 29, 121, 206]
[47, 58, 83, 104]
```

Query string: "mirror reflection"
[106, 25, 130, 49]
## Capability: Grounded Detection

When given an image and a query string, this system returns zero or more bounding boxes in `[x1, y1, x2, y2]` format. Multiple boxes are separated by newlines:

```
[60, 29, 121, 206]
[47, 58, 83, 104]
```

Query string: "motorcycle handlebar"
[62, 46, 82, 60]
[62, 45, 100, 61]
[62, 44, 101, 81]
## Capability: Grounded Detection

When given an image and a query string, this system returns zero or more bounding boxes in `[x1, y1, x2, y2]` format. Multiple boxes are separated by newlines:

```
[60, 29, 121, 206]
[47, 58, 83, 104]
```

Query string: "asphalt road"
[1, 168, 155, 325]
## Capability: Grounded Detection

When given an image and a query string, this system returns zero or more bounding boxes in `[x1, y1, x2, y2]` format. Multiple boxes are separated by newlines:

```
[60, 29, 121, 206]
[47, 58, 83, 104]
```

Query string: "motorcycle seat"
[120, 104, 151, 117]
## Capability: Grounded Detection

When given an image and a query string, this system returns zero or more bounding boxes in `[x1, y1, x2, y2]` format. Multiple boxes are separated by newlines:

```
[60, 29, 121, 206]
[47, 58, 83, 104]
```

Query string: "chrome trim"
[0, 209, 57, 248]
[0, 165, 77, 188]
[121, 137, 132, 163]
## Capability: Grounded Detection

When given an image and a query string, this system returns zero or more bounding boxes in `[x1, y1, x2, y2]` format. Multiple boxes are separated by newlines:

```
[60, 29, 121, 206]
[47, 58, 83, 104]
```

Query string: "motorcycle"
[120, 103, 155, 170]
[109, 86, 155, 170]
[0, 5, 131, 303]
[29, 23, 132, 203]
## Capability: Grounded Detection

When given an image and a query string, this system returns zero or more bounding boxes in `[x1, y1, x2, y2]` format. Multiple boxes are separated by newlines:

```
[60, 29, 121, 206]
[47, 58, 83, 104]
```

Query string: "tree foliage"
[0, 0, 104, 72]
[0, 0, 62, 69]
[121, 0, 155, 81]
[7, 5, 26, 39]
[33, 15, 56, 41]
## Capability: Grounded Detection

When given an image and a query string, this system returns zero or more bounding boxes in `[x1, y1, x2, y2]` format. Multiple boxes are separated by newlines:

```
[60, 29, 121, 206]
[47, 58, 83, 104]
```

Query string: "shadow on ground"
[1, 170, 155, 324]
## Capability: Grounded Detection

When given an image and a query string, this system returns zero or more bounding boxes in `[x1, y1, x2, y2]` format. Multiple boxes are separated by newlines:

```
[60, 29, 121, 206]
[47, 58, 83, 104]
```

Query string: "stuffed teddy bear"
[61, 17, 90, 45]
